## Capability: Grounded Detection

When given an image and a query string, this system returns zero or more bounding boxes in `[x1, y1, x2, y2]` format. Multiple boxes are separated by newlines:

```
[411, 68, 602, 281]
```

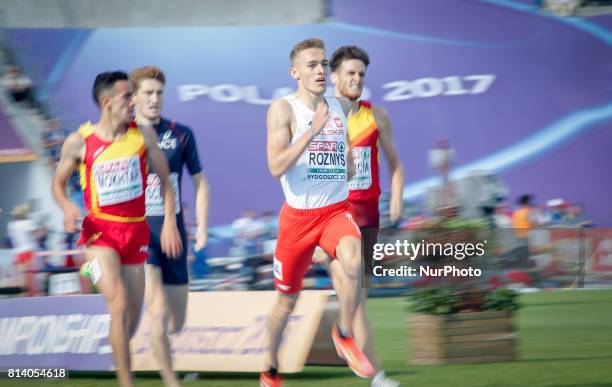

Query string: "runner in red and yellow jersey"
[77, 120, 150, 263]
[52, 71, 182, 387]
[326, 46, 405, 387]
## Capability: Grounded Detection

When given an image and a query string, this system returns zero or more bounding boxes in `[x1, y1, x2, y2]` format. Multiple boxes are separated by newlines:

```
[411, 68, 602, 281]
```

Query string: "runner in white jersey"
[260, 38, 375, 387]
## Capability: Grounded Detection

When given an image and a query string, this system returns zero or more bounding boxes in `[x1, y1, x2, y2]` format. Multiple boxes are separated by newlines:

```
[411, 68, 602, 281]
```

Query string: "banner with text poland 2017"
[0, 291, 338, 372]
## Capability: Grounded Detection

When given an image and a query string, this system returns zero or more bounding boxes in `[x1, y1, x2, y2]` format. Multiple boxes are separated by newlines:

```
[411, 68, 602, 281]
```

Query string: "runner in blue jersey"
[130, 66, 209, 387]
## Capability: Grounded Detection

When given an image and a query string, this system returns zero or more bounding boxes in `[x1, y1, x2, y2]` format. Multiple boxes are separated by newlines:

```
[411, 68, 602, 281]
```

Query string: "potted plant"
[408, 287, 521, 365]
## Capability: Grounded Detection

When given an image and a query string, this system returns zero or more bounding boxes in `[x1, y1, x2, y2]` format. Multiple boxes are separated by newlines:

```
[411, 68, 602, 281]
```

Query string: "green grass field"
[4, 289, 612, 386]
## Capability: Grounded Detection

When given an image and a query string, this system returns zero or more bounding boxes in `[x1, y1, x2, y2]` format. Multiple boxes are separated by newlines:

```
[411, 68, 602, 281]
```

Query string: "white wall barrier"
[0, 290, 342, 372]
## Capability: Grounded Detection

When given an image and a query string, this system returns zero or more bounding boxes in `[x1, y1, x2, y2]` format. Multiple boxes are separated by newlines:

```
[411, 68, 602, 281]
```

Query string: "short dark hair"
[518, 194, 533, 206]
[290, 38, 325, 64]
[330, 46, 370, 73]
[92, 71, 129, 106]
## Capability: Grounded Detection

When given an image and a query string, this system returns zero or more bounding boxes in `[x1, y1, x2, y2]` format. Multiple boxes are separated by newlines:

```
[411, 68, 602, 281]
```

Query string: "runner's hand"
[195, 226, 208, 252]
[310, 101, 329, 138]
[390, 194, 404, 224]
[161, 220, 183, 258]
[62, 202, 81, 233]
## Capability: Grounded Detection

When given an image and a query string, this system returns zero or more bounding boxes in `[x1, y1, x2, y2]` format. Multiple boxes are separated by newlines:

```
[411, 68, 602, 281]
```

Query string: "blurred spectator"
[512, 194, 538, 239]
[34, 214, 50, 251]
[511, 194, 541, 268]
[542, 0, 583, 16]
[547, 199, 592, 227]
[257, 210, 278, 256]
[42, 117, 66, 162]
[27, 199, 49, 251]
[7, 204, 37, 262]
[547, 198, 566, 223]
[564, 204, 591, 227]
[1, 65, 36, 108]
[258, 210, 277, 239]
[231, 210, 264, 256]
[7, 204, 43, 295]
[493, 202, 513, 228]
[426, 139, 460, 216]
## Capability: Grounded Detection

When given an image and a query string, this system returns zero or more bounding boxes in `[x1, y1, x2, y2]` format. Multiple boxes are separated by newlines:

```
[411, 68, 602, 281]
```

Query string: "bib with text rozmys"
[145, 172, 180, 216]
[93, 156, 143, 206]
[348, 146, 372, 190]
[306, 116, 347, 182]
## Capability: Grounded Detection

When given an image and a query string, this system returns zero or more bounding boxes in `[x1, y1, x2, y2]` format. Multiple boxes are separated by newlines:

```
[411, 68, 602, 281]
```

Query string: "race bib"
[145, 172, 180, 216]
[306, 121, 346, 181]
[348, 146, 372, 190]
[93, 156, 143, 206]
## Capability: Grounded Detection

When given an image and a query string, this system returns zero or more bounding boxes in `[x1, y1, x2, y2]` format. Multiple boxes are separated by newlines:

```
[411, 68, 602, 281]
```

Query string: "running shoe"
[332, 323, 376, 378]
[260, 371, 283, 387]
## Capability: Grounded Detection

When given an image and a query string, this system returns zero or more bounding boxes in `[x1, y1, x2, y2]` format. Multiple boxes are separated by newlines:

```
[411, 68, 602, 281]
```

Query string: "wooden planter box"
[409, 311, 517, 365]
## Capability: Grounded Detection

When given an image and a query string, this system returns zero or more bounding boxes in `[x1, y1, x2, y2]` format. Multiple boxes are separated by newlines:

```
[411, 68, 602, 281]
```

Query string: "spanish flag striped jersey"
[347, 100, 381, 201]
[78, 122, 148, 222]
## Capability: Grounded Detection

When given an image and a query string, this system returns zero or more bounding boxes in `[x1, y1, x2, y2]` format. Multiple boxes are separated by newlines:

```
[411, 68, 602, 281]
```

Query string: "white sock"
[373, 370, 386, 382]
[338, 321, 349, 337]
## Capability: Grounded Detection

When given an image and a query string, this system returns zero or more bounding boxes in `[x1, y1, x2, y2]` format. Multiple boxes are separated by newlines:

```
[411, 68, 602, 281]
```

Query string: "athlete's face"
[133, 79, 164, 121]
[332, 59, 366, 101]
[105, 80, 134, 124]
[291, 48, 328, 95]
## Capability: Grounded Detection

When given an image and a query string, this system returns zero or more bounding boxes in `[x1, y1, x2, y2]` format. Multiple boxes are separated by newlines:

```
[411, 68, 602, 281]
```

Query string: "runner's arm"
[374, 106, 404, 223]
[346, 144, 356, 181]
[182, 126, 209, 251]
[266, 99, 328, 178]
[192, 172, 210, 251]
[52, 132, 84, 232]
[142, 127, 183, 257]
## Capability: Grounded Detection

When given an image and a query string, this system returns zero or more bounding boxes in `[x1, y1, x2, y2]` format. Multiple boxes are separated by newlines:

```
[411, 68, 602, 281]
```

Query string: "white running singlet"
[280, 95, 349, 209]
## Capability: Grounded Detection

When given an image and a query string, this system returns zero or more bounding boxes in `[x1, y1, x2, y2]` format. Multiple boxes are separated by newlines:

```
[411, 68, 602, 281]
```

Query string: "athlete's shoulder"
[370, 104, 390, 126]
[267, 98, 292, 122]
[76, 121, 95, 138]
[269, 97, 292, 111]
[161, 117, 190, 133]
[159, 117, 193, 141]
[358, 100, 382, 115]
[62, 129, 86, 158]
[174, 121, 193, 135]
[66, 129, 86, 145]
[359, 100, 373, 110]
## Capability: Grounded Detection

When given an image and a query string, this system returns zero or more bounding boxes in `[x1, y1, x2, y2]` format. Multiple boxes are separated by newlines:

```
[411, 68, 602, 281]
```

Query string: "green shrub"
[408, 287, 461, 315]
[408, 286, 522, 315]
[482, 287, 522, 311]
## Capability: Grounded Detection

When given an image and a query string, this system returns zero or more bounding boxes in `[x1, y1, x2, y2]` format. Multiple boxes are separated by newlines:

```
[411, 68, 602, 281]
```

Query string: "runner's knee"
[148, 309, 169, 337]
[128, 309, 143, 338]
[108, 295, 130, 324]
[337, 239, 362, 280]
[330, 260, 347, 288]
[168, 311, 186, 335]
[274, 293, 298, 317]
